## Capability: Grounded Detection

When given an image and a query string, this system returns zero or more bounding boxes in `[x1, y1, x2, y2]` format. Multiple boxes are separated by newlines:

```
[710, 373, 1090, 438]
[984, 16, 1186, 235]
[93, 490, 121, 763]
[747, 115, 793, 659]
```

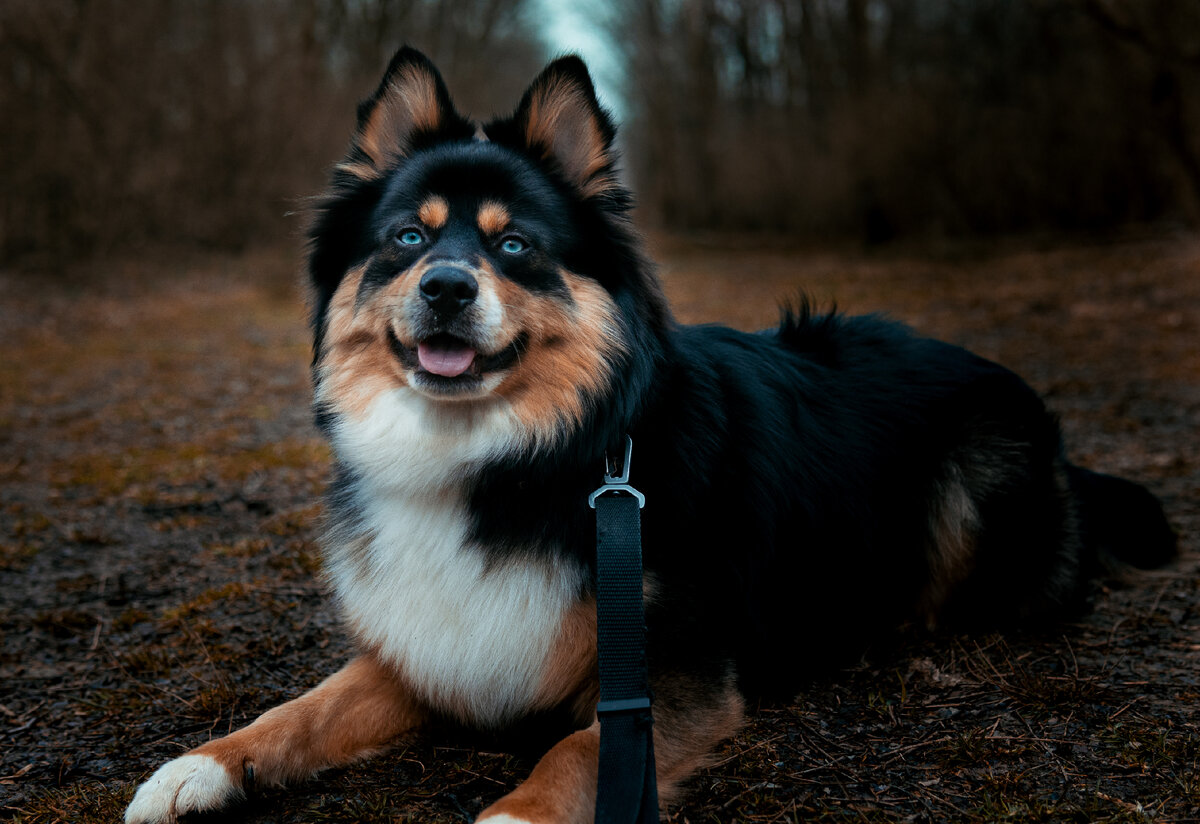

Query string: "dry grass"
[1, 235, 1197, 823]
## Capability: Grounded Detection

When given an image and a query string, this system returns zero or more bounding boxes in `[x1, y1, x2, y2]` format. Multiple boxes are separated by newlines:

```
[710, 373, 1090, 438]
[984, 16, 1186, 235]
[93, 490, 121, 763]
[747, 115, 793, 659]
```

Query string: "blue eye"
[500, 236, 527, 254]
[397, 229, 424, 246]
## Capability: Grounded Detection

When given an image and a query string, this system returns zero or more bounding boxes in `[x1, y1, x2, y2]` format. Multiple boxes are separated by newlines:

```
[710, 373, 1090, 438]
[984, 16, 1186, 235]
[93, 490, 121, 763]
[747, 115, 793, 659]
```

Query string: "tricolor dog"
[126, 47, 1175, 823]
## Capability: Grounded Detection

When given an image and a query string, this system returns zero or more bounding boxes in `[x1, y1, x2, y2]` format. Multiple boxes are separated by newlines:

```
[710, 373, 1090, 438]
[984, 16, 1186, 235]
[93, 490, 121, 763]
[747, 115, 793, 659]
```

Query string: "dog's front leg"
[477, 674, 745, 824]
[125, 654, 423, 824]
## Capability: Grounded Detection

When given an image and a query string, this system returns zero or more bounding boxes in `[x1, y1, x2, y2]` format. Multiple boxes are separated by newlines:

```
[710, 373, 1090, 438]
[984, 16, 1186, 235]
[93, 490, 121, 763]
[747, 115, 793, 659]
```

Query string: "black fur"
[121, 47, 1182, 824]
[309, 48, 1176, 706]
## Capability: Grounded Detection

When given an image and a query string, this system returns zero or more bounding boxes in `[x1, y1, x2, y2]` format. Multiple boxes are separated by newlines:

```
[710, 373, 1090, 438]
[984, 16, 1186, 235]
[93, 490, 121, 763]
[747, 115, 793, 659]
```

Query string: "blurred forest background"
[2, 0, 1200, 265]
[4, 6, 1200, 821]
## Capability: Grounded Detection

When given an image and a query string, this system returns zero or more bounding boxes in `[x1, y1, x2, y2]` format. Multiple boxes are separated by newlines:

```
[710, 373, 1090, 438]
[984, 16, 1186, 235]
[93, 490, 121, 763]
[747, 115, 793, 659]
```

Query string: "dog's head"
[308, 49, 665, 465]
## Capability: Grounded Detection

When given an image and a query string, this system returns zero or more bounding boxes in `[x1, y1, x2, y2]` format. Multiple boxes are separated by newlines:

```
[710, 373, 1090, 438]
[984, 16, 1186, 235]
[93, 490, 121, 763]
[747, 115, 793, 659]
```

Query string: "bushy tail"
[1066, 465, 1177, 571]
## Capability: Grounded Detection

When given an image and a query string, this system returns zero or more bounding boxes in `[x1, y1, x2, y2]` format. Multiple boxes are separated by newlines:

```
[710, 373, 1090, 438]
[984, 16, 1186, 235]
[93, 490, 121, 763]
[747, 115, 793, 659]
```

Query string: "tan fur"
[150, 623, 741, 824]
[477, 201, 511, 235]
[321, 257, 621, 436]
[419, 196, 450, 229]
[316, 261, 424, 420]
[317, 256, 620, 444]
[134, 52, 770, 824]
[191, 656, 423, 789]
[494, 269, 625, 443]
[359, 65, 444, 171]
[166, 260, 730, 822]
[533, 597, 599, 723]
[334, 160, 382, 181]
[478, 676, 746, 822]
[478, 725, 600, 823]
[319, 264, 394, 387]
[918, 468, 980, 628]
[523, 78, 611, 197]
[650, 675, 746, 801]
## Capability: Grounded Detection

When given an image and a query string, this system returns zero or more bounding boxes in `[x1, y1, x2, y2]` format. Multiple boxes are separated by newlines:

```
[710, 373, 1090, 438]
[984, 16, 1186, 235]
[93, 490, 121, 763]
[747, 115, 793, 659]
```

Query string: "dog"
[125, 47, 1176, 824]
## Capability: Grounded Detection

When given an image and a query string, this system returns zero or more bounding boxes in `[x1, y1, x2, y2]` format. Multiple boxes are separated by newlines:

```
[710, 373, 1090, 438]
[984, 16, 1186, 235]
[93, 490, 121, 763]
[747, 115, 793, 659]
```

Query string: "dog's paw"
[125, 754, 244, 824]
[476, 815, 536, 824]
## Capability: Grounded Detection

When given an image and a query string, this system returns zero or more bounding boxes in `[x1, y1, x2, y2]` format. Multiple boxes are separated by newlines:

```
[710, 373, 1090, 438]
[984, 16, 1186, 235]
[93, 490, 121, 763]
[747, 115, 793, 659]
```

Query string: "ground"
[1, 234, 1197, 823]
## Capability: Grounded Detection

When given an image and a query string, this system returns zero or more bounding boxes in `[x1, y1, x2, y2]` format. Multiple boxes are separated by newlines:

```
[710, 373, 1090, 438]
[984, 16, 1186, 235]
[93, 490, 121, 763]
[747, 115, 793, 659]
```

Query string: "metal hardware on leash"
[589, 435, 645, 509]
[591, 432, 657, 824]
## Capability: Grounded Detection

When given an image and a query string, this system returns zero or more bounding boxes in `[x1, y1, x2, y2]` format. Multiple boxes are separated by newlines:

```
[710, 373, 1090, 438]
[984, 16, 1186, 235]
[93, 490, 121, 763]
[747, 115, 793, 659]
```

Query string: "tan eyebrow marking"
[418, 196, 449, 229]
[477, 201, 511, 235]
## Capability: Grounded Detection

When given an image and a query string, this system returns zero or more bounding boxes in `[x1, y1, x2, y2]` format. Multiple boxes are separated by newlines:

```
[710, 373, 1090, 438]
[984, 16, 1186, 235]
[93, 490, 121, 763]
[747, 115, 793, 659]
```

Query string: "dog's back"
[126, 47, 1175, 824]
[614, 305, 1173, 696]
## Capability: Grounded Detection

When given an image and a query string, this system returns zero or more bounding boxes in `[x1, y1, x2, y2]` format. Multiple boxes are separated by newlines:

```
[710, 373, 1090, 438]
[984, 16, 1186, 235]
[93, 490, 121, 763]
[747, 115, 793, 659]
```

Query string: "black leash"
[589, 436, 658, 824]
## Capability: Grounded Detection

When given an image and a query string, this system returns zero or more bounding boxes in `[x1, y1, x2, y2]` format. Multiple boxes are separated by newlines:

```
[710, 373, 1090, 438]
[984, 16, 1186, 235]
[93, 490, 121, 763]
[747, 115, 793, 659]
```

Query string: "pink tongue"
[417, 340, 477, 377]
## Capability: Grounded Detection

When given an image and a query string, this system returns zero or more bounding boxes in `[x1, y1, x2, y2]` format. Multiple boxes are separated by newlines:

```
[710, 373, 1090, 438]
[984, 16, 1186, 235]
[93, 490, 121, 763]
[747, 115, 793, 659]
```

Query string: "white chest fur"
[323, 388, 582, 726]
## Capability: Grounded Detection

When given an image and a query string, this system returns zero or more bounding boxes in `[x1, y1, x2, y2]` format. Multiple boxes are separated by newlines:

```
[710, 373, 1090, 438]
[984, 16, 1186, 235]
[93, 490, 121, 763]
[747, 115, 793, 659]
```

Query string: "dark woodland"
[619, 0, 1200, 238]
[1, 1, 1198, 822]
[4, 0, 1200, 260]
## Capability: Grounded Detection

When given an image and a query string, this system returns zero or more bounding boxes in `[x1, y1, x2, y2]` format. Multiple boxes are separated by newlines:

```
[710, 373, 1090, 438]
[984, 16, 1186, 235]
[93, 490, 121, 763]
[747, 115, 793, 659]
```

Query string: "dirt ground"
[1, 234, 1197, 823]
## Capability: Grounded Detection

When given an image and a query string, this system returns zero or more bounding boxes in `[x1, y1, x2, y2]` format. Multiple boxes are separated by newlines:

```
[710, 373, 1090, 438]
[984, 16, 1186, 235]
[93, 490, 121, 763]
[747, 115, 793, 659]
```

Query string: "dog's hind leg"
[125, 654, 424, 824]
[476, 672, 745, 824]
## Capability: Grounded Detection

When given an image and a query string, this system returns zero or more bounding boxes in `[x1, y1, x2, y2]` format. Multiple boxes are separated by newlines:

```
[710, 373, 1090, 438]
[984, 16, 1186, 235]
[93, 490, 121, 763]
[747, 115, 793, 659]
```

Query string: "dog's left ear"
[489, 56, 618, 199]
[349, 46, 474, 174]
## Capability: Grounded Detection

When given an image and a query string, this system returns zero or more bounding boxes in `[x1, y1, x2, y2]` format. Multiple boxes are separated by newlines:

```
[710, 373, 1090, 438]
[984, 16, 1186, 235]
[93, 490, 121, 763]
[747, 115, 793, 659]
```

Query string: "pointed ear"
[491, 56, 619, 199]
[346, 47, 472, 175]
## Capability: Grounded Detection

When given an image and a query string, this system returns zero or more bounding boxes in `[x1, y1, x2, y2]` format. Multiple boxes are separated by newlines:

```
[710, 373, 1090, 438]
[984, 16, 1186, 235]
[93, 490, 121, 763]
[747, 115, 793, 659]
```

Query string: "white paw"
[125, 754, 243, 824]
[476, 815, 536, 824]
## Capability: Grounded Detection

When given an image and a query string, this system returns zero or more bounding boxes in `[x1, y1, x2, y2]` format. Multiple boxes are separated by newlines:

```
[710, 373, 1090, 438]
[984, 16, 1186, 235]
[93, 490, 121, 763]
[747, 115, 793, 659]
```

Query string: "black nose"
[419, 267, 478, 317]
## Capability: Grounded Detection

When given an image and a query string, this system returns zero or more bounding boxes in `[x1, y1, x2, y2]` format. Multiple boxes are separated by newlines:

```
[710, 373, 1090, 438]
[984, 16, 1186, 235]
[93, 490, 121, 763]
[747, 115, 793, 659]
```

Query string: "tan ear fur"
[518, 73, 618, 198]
[357, 63, 446, 170]
[524, 76, 609, 188]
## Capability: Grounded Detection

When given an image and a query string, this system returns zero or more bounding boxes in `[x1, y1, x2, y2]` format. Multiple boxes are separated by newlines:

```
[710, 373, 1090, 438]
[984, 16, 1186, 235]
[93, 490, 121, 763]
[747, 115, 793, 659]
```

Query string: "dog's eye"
[396, 229, 425, 246]
[499, 236, 528, 254]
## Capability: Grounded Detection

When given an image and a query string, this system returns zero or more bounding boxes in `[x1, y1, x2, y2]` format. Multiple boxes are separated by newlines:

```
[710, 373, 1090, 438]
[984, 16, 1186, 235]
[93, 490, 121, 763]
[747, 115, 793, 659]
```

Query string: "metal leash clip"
[588, 435, 645, 509]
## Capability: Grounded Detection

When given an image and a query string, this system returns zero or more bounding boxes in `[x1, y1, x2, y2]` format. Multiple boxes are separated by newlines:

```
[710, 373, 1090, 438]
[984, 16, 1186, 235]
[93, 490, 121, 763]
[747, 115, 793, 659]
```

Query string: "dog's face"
[353, 143, 617, 404]
[307, 50, 651, 460]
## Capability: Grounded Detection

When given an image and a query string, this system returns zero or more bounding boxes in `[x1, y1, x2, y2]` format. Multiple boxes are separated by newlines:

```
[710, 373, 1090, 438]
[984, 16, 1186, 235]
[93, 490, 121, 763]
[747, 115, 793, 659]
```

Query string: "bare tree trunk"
[1080, 0, 1200, 222]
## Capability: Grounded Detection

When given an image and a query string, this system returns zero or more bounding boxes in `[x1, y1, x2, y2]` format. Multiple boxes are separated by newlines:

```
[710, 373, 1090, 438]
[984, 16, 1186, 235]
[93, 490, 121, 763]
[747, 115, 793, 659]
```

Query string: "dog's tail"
[1066, 464, 1177, 571]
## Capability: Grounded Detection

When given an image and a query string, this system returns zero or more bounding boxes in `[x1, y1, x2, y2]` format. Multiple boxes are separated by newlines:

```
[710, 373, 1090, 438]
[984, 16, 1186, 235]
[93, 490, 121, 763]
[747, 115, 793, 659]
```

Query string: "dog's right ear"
[486, 56, 619, 201]
[342, 47, 473, 177]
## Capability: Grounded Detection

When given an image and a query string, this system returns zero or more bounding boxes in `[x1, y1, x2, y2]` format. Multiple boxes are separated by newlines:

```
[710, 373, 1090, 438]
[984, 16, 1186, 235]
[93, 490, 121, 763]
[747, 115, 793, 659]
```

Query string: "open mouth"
[388, 329, 525, 391]
[417, 334, 477, 377]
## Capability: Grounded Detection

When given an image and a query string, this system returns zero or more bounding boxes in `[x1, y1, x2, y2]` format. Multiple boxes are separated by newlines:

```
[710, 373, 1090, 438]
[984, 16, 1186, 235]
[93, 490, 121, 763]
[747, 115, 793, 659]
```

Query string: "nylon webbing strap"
[594, 492, 658, 824]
